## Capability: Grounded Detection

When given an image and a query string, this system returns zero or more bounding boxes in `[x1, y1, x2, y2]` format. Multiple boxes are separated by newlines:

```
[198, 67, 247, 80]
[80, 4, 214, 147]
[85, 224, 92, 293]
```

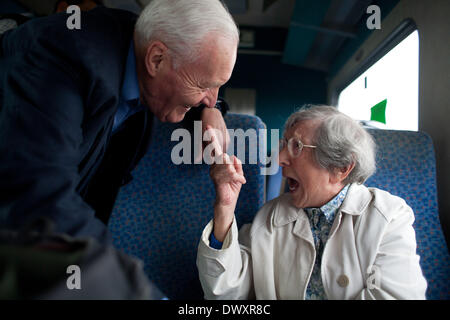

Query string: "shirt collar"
[273, 184, 368, 228]
[305, 184, 350, 223]
[339, 183, 372, 216]
[121, 40, 140, 102]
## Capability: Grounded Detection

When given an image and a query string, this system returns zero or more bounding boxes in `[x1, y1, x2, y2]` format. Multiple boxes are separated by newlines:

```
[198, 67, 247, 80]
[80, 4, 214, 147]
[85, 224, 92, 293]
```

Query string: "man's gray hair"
[284, 105, 376, 184]
[135, 0, 239, 68]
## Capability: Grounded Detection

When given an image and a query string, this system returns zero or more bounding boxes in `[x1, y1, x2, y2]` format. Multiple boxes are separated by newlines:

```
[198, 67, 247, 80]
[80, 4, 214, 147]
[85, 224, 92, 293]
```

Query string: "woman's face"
[278, 120, 341, 208]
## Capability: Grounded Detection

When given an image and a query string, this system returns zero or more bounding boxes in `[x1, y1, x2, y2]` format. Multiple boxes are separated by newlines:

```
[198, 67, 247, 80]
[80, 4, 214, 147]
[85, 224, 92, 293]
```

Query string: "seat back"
[108, 113, 266, 299]
[266, 164, 283, 202]
[365, 129, 449, 300]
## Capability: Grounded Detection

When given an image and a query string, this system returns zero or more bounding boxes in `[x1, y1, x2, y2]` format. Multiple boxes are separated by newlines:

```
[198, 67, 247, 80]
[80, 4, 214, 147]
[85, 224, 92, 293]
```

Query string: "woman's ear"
[144, 41, 169, 77]
[331, 162, 355, 184]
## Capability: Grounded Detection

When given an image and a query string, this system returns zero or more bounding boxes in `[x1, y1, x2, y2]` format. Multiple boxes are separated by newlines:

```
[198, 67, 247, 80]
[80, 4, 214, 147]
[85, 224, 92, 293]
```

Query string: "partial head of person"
[133, 0, 239, 123]
[54, 0, 102, 13]
[279, 105, 376, 209]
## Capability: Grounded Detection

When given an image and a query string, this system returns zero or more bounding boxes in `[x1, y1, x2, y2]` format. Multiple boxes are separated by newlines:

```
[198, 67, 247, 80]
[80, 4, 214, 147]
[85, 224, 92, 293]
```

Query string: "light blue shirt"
[112, 40, 143, 133]
[304, 184, 350, 300]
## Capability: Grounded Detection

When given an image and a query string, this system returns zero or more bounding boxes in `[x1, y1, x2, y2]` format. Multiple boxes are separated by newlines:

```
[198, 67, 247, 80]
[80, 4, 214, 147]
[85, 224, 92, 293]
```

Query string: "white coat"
[197, 183, 427, 300]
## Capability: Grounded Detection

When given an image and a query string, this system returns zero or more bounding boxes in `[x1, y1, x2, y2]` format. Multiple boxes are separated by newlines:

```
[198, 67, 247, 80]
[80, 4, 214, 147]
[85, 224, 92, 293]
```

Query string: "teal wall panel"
[222, 54, 327, 150]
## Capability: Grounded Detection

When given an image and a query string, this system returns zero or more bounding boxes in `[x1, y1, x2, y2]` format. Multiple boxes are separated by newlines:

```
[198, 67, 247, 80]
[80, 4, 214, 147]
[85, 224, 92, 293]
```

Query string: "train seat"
[365, 129, 450, 300]
[108, 113, 267, 299]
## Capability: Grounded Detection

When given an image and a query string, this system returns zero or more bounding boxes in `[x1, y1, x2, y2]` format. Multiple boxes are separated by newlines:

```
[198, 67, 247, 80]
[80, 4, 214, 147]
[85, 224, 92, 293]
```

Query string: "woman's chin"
[289, 193, 305, 209]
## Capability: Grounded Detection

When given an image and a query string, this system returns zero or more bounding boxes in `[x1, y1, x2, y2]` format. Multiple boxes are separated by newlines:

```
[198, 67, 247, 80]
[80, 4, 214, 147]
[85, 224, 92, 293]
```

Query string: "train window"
[337, 30, 419, 131]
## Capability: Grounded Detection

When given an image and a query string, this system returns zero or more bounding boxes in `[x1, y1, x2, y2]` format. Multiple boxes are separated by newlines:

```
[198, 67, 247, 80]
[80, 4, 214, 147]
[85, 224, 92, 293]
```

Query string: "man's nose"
[201, 88, 219, 108]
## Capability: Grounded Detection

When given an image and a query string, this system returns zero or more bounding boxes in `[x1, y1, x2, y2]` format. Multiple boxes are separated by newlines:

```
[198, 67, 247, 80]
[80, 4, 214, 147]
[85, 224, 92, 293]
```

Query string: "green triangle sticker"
[370, 99, 387, 124]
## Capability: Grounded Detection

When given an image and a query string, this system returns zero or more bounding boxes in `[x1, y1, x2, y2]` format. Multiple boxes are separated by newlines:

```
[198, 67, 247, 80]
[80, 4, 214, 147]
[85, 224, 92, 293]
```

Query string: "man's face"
[139, 36, 237, 123]
[279, 120, 337, 208]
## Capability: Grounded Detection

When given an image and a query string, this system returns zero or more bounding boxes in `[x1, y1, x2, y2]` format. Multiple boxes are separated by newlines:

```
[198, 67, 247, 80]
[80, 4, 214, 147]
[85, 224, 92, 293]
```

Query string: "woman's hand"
[208, 128, 246, 242]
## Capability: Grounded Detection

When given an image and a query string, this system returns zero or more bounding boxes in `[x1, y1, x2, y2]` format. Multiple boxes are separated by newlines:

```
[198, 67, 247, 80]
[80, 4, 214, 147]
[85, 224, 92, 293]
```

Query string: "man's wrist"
[213, 98, 229, 116]
[202, 106, 222, 116]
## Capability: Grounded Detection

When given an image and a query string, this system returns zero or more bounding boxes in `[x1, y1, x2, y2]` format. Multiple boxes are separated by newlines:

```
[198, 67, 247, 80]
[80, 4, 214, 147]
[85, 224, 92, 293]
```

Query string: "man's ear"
[56, 1, 69, 13]
[144, 41, 169, 77]
[331, 162, 355, 184]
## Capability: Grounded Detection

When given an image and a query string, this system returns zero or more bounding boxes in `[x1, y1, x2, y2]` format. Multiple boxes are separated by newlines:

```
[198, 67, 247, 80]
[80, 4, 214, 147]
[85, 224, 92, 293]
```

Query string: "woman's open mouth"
[287, 177, 299, 192]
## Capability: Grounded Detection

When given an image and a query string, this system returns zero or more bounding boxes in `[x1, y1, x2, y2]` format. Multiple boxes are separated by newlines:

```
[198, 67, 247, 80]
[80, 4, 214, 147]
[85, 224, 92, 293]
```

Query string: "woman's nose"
[278, 144, 290, 167]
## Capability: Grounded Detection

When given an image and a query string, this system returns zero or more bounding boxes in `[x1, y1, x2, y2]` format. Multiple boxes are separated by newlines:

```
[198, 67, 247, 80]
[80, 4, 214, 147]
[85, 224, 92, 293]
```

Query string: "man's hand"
[197, 107, 230, 162]
[208, 131, 246, 242]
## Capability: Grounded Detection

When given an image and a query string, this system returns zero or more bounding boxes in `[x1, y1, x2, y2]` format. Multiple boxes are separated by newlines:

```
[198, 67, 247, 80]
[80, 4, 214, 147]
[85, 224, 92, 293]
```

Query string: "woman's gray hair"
[135, 0, 239, 68]
[284, 105, 376, 184]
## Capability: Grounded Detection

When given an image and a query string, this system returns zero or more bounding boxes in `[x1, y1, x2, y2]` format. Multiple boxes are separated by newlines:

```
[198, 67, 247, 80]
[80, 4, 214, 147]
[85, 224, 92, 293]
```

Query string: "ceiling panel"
[282, 0, 383, 72]
[282, 0, 332, 67]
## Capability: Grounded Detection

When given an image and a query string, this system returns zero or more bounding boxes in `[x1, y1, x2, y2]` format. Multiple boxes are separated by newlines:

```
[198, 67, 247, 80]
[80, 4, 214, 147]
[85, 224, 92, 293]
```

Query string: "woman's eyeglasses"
[279, 137, 317, 158]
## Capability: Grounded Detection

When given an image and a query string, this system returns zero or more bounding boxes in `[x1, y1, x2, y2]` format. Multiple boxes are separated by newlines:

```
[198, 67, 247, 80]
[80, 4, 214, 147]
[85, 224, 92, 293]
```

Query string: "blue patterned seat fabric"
[108, 113, 266, 299]
[365, 129, 449, 300]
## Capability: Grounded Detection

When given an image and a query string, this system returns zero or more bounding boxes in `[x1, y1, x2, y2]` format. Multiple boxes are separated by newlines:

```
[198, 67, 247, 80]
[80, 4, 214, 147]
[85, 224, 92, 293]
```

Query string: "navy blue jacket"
[0, 7, 151, 243]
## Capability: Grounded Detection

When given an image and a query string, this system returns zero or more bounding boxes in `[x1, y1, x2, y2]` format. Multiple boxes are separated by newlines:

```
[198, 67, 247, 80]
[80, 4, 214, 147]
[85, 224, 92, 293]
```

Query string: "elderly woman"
[196, 105, 427, 300]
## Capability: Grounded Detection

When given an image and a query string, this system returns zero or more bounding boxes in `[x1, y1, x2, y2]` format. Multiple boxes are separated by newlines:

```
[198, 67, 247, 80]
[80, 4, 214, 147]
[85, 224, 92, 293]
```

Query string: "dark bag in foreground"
[0, 218, 166, 299]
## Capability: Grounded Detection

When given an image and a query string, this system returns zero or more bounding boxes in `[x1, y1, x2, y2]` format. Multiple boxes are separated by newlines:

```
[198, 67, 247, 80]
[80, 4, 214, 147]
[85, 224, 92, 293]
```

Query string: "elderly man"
[197, 105, 427, 300]
[0, 0, 238, 243]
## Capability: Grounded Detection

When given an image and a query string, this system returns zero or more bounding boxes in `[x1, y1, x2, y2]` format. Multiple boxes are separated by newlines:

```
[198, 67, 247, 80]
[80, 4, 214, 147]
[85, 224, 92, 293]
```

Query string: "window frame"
[331, 19, 418, 109]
